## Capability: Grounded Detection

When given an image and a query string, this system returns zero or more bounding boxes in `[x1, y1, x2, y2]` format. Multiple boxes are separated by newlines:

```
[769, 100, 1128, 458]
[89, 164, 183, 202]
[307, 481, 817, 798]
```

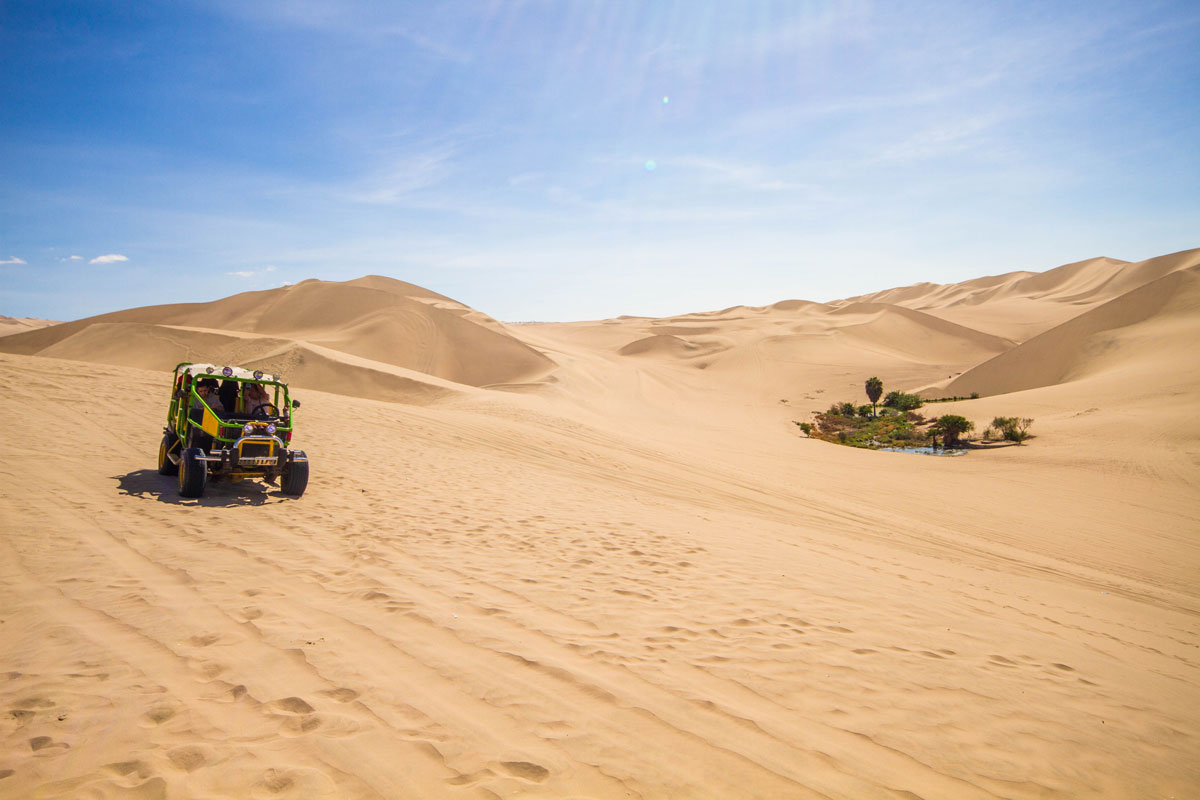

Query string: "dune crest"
[842, 248, 1200, 341]
[0, 276, 554, 401]
[937, 264, 1200, 398]
[0, 315, 60, 337]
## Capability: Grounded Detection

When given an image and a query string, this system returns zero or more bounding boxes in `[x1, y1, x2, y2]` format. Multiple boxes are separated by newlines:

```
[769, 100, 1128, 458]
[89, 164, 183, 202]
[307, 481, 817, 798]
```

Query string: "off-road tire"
[281, 453, 309, 497]
[158, 432, 181, 475]
[178, 447, 208, 498]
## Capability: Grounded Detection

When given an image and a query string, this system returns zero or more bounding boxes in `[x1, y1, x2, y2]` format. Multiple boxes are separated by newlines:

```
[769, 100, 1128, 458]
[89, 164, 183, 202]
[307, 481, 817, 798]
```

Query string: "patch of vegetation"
[792, 381, 1036, 453]
[794, 377, 1035, 451]
[924, 392, 981, 403]
[931, 414, 973, 446]
[882, 391, 923, 411]
[804, 404, 931, 448]
[985, 416, 1034, 444]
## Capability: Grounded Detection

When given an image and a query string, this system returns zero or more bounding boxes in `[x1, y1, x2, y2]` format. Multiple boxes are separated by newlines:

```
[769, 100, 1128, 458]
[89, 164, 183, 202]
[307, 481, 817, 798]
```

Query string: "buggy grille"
[240, 442, 272, 459]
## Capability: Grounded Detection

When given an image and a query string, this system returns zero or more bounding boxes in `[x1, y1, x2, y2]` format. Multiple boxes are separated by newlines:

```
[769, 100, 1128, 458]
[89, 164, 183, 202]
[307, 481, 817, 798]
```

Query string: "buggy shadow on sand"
[157, 362, 309, 499]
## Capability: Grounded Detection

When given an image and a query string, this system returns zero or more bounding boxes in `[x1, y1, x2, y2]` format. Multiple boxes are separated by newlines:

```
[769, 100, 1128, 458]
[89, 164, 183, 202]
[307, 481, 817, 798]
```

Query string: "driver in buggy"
[243, 382, 275, 418]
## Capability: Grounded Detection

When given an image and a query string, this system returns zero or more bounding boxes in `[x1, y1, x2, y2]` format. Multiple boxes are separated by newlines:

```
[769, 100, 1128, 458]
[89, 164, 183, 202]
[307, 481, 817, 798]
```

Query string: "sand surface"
[1, 249, 1198, 798]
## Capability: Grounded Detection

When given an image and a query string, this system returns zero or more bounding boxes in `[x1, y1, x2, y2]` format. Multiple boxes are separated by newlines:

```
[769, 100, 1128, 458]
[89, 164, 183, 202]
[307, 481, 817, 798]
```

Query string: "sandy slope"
[0, 277, 553, 391]
[0, 316, 60, 338]
[1, 250, 1199, 799]
[845, 248, 1200, 342]
[938, 264, 1200, 398]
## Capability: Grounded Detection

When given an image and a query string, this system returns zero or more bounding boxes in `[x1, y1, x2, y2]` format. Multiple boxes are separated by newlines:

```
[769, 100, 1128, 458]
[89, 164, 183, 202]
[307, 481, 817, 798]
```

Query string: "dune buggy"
[158, 362, 309, 498]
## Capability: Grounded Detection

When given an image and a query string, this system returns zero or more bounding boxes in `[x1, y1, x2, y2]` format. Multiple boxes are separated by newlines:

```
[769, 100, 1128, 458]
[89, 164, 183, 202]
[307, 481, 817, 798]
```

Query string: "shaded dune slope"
[613, 300, 1012, 369]
[937, 265, 1200, 398]
[0, 276, 554, 399]
[842, 248, 1200, 341]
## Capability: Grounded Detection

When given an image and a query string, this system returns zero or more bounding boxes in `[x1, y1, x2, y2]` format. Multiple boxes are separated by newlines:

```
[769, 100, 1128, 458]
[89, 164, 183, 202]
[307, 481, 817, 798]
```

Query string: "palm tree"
[865, 377, 883, 418]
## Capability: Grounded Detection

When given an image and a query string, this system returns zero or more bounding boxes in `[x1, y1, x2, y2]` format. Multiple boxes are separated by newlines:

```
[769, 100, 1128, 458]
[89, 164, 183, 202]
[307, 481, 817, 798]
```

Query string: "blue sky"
[2, 1, 1198, 321]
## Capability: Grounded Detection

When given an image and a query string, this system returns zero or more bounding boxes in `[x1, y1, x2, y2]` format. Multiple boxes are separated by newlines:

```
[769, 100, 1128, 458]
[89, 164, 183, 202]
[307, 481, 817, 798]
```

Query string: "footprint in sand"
[446, 769, 496, 787]
[318, 687, 360, 703]
[141, 706, 177, 726]
[187, 633, 220, 647]
[167, 746, 208, 772]
[104, 760, 153, 782]
[29, 736, 70, 754]
[499, 761, 550, 783]
[269, 696, 315, 714]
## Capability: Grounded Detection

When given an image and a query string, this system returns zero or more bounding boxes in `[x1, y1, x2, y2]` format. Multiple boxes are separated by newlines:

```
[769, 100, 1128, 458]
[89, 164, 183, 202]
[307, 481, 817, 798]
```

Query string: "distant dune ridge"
[0, 314, 61, 337]
[939, 263, 1200, 398]
[3, 249, 1194, 406]
[1, 248, 1198, 798]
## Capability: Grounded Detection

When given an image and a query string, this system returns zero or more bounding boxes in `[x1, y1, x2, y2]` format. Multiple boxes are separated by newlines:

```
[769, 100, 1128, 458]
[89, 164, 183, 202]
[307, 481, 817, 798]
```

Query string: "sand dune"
[938, 264, 1200, 398]
[845, 248, 1200, 342]
[2, 248, 1199, 798]
[0, 315, 59, 337]
[0, 276, 554, 392]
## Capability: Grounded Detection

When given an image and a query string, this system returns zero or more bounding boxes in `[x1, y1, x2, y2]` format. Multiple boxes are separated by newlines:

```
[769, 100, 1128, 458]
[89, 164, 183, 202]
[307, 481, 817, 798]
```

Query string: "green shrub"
[933, 414, 974, 445]
[990, 416, 1033, 444]
[883, 391, 924, 411]
[857, 404, 873, 418]
[839, 402, 856, 417]
[796, 421, 812, 435]
[1003, 417, 1033, 444]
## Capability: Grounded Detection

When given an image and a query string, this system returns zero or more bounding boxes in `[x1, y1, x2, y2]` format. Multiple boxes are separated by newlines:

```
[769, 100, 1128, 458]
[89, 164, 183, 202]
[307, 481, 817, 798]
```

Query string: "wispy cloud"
[347, 143, 460, 204]
[871, 112, 1008, 164]
[226, 265, 279, 279]
[90, 253, 128, 264]
[60, 255, 84, 262]
[0, 257, 27, 265]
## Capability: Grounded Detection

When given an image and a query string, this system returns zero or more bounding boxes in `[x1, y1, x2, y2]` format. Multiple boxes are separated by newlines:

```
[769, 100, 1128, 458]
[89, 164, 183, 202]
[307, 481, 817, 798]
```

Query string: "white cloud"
[90, 253, 128, 264]
[226, 265, 280, 279]
[60, 255, 84, 261]
[0, 257, 27, 265]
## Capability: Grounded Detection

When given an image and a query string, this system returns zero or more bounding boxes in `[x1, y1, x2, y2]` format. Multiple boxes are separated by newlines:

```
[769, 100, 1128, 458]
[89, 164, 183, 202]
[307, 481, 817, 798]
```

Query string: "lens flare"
[645, 160, 657, 171]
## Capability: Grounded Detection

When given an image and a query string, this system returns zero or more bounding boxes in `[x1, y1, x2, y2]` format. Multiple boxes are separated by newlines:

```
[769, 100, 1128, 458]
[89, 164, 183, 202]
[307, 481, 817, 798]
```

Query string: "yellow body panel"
[201, 408, 222, 437]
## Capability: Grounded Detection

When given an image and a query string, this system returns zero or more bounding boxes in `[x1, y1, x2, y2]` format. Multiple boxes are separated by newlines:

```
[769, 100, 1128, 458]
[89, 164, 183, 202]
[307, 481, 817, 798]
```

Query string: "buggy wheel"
[281, 453, 309, 497]
[158, 432, 180, 475]
[178, 447, 208, 498]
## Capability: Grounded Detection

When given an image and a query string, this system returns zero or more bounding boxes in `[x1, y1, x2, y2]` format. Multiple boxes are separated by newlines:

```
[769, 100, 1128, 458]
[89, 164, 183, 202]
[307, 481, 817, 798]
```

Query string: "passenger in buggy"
[193, 378, 225, 414]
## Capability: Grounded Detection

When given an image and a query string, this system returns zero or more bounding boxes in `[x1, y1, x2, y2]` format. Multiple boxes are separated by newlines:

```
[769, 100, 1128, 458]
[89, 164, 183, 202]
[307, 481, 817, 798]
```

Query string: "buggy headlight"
[253, 370, 264, 380]
[266, 424, 277, 435]
[222, 366, 234, 377]
[243, 423, 255, 435]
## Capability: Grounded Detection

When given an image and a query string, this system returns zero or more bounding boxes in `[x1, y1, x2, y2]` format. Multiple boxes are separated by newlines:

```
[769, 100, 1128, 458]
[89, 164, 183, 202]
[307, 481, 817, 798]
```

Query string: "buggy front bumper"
[195, 435, 306, 469]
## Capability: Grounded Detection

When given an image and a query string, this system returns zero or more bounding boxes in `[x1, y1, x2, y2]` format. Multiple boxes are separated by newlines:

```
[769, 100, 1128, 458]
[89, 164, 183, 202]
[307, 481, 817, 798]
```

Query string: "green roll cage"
[167, 362, 297, 446]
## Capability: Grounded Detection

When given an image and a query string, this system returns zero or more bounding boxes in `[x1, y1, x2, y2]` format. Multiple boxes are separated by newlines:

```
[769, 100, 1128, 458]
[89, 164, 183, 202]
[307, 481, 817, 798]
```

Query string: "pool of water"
[879, 446, 967, 456]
